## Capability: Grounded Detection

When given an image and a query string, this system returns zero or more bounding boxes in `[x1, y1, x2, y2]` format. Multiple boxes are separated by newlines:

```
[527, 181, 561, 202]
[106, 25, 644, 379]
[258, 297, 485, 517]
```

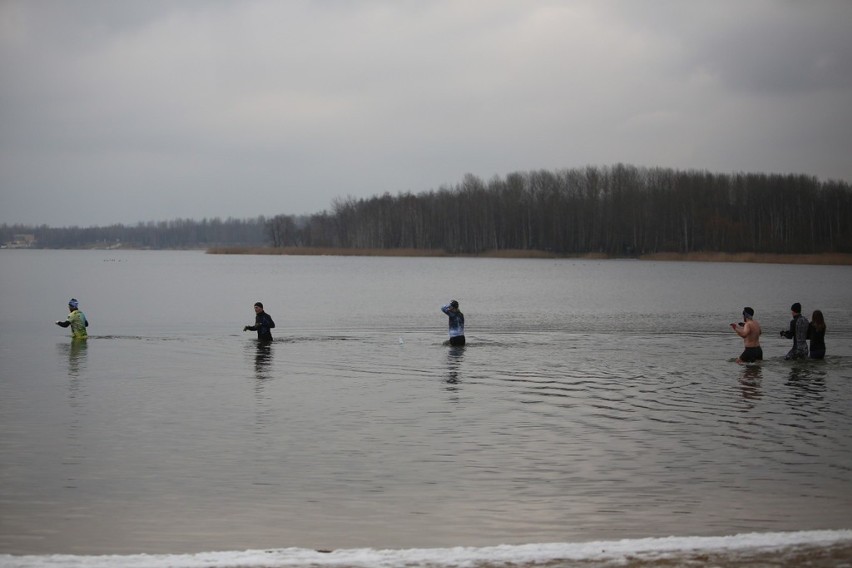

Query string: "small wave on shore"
[3, 530, 851, 568]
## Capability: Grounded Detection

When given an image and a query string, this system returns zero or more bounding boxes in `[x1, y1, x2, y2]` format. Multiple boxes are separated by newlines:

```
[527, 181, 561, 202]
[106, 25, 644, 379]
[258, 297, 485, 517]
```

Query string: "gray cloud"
[2, 0, 851, 227]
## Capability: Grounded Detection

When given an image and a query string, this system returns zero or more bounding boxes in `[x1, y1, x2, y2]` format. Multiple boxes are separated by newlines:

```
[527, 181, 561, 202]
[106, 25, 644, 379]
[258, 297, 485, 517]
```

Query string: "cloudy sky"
[1, 1, 851, 227]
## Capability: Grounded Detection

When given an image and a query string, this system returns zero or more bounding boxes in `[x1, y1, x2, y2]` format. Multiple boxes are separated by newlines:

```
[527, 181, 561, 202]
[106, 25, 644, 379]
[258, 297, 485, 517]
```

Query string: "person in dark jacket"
[244, 301, 275, 341]
[781, 302, 809, 360]
[441, 300, 465, 346]
[807, 309, 827, 360]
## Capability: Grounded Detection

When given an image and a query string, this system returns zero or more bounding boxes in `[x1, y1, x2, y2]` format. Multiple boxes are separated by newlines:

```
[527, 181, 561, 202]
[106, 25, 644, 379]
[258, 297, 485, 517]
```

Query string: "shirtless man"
[730, 306, 762, 364]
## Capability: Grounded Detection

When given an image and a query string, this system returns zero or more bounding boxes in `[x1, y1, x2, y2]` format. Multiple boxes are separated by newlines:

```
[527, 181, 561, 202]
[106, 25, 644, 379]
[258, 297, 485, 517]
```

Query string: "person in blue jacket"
[244, 301, 275, 342]
[441, 300, 465, 346]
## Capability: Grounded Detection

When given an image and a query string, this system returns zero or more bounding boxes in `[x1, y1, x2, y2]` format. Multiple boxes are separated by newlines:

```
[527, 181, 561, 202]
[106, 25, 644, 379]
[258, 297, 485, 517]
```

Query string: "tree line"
[1, 217, 267, 249]
[269, 165, 852, 255]
[5, 165, 851, 254]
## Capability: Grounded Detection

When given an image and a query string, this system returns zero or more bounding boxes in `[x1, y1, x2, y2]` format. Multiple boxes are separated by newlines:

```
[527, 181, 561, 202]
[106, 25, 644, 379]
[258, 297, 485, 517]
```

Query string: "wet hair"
[811, 309, 826, 332]
[791, 302, 802, 314]
[254, 302, 263, 309]
[742, 307, 754, 318]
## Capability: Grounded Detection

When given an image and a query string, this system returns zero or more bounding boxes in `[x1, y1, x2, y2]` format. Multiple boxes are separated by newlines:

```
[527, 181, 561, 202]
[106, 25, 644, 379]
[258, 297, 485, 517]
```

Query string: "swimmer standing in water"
[441, 300, 465, 346]
[55, 298, 89, 339]
[730, 306, 762, 364]
[243, 301, 275, 342]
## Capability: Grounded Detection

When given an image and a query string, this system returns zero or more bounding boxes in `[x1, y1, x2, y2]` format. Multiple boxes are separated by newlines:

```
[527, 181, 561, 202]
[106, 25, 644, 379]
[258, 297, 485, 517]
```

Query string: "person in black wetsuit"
[807, 309, 827, 360]
[243, 301, 275, 341]
[780, 302, 809, 360]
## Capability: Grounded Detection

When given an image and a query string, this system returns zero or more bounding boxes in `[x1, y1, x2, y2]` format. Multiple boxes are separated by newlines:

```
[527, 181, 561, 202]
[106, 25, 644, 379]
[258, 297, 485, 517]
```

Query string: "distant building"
[6, 234, 37, 248]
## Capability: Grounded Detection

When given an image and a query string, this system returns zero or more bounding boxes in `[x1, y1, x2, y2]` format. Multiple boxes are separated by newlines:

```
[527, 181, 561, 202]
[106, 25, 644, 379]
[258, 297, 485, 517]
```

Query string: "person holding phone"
[730, 306, 762, 364]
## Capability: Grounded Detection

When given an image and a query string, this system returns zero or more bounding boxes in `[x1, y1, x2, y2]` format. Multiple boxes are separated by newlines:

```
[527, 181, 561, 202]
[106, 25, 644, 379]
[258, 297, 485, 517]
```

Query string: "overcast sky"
[2, 1, 851, 227]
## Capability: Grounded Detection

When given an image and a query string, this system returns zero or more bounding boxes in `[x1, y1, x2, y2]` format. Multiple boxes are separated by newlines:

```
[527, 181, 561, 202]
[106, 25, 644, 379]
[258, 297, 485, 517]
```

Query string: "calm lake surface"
[1, 250, 851, 555]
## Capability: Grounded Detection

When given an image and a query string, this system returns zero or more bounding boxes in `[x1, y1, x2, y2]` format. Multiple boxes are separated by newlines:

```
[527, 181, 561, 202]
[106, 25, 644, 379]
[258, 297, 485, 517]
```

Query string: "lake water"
[1, 250, 851, 562]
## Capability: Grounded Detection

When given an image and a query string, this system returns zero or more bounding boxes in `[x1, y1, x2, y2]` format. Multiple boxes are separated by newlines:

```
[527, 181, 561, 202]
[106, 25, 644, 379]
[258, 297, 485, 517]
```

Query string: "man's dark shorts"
[740, 346, 763, 362]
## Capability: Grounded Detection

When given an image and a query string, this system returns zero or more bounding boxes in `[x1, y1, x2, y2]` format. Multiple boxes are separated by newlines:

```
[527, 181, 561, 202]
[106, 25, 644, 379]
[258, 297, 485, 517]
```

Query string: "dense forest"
[4, 165, 852, 254]
[270, 165, 852, 255]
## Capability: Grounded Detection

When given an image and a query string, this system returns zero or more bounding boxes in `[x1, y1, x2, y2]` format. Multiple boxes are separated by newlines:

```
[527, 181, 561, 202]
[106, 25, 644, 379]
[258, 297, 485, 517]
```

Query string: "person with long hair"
[807, 310, 827, 360]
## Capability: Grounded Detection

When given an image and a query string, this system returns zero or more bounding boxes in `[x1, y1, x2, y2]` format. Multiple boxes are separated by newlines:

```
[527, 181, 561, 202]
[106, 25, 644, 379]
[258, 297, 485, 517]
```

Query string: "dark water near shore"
[1, 250, 851, 556]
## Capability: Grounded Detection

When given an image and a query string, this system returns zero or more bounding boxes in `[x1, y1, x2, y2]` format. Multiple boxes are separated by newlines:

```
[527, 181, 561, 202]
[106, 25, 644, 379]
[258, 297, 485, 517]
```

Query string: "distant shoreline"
[206, 247, 852, 265]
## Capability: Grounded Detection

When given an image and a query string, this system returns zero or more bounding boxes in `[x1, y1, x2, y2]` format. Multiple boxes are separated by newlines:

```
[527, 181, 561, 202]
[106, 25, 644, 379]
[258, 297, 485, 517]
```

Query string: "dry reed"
[640, 252, 852, 265]
[207, 247, 852, 265]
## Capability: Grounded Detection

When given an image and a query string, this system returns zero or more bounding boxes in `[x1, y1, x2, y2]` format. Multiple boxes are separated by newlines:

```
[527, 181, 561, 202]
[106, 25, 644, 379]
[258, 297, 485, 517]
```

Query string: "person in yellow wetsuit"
[56, 298, 89, 339]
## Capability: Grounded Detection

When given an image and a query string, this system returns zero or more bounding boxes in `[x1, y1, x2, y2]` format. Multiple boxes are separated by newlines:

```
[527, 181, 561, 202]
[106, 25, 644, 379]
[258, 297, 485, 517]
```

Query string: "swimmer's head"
[743, 307, 754, 319]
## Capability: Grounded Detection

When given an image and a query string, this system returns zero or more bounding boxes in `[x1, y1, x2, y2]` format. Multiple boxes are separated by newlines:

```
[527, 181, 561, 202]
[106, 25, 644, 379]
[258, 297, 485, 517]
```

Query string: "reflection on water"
[58, 340, 89, 493]
[60, 338, 88, 378]
[785, 360, 829, 415]
[253, 340, 273, 381]
[59, 339, 89, 414]
[247, 340, 275, 436]
[445, 345, 464, 386]
[738, 364, 763, 402]
[2, 251, 852, 555]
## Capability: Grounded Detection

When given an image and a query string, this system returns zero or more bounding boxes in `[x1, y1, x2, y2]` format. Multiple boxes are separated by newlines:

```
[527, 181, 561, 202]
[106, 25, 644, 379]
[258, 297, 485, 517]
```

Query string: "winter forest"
[5, 165, 852, 255]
